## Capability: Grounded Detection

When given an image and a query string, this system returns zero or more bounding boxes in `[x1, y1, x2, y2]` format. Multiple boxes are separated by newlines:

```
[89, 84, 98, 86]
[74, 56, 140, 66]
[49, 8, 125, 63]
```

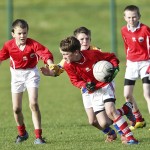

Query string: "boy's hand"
[49, 64, 64, 76]
[104, 66, 119, 82]
[40, 65, 55, 76]
[86, 82, 96, 92]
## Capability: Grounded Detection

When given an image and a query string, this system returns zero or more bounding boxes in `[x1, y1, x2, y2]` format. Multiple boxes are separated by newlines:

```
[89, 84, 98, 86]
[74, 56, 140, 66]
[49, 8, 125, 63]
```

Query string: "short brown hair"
[124, 5, 141, 17]
[73, 26, 91, 37]
[12, 19, 29, 33]
[60, 36, 81, 52]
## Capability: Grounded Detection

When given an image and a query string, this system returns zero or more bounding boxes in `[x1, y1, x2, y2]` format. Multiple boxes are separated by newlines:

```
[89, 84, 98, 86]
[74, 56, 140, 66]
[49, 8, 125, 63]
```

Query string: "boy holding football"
[121, 5, 150, 130]
[58, 36, 138, 144]
[41, 27, 105, 132]
[41, 27, 135, 142]
[59, 27, 108, 134]
[0, 19, 56, 144]
[41, 27, 119, 141]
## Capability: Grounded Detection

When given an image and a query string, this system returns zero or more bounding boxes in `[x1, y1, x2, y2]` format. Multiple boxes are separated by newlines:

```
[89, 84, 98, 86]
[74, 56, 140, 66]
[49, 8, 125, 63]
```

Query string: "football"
[93, 60, 113, 82]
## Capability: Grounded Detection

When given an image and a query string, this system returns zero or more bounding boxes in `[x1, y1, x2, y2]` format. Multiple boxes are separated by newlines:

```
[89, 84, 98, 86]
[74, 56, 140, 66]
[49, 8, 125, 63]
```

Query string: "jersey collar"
[127, 22, 141, 32]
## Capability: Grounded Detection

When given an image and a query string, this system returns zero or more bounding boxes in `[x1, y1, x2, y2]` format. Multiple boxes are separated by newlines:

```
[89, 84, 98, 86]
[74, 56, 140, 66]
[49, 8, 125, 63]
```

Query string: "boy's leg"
[143, 82, 150, 114]
[85, 107, 103, 130]
[124, 82, 146, 130]
[12, 92, 24, 126]
[117, 102, 136, 126]
[83, 90, 118, 138]
[28, 87, 45, 144]
[12, 92, 29, 143]
[96, 111, 117, 142]
[82, 91, 104, 130]
[105, 101, 138, 144]
[143, 81, 150, 130]
[90, 85, 125, 143]
[86, 107, 121, 142]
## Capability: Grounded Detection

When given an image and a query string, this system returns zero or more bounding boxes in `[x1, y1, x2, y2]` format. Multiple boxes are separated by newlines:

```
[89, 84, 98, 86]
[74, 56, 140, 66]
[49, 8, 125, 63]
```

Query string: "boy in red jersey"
[58, 36, 138, 144]
[41, 27, 135, 142]
[121, 5, 150, 130]
[0, 19, 56, 144]
[59, 27, 107, 134]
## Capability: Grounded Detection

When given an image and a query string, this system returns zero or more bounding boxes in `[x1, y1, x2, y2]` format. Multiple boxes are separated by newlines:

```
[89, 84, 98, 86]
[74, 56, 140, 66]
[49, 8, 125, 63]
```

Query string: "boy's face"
[76, 33, 91, 50]
[124, 10, 140, 27]
[60, 49, 80, 63]
[11, 26, 28, 45]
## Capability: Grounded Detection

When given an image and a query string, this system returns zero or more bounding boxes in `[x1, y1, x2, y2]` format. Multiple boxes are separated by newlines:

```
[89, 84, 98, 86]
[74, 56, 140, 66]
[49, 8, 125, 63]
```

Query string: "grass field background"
[0, 0, 150, 150]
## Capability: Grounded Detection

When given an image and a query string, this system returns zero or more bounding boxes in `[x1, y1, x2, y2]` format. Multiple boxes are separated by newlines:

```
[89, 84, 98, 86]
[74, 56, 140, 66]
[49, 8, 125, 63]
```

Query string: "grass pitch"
[0, 0, 150, 150]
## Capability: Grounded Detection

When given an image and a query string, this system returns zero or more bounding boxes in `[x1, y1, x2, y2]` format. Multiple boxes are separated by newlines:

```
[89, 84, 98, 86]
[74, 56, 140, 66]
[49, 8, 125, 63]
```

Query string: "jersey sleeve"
[108, 53, 119, 67]
[64, 64, 86, 89]
[0, 43, 10, 61]
[32, 40, 54, 64]
[96, 50, 119, 67]
[121, 29, 128, 55]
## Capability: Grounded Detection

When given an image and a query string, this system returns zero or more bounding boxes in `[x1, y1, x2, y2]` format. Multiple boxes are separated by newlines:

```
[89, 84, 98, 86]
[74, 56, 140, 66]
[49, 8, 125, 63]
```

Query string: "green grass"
[0, 0, 150, 150]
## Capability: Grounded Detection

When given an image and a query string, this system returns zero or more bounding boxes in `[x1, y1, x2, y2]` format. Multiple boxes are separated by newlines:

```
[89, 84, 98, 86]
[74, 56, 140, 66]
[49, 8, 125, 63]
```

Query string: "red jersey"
[0, 38, 53, 69]
[121, 23, 150, 61]
[64, 50, 119, 90]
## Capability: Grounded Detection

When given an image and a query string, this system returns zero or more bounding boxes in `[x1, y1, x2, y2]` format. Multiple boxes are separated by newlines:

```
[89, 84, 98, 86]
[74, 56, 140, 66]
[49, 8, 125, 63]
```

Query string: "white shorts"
[82, 92, 92, 109]
[125, 60, 150, 80]
[89, 82, 115, 112]
[10, 67, 40, 93]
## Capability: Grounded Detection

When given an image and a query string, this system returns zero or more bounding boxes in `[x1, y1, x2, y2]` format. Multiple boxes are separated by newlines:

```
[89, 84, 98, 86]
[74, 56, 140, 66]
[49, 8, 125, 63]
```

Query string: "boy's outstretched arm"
[40, 64, 64, 77]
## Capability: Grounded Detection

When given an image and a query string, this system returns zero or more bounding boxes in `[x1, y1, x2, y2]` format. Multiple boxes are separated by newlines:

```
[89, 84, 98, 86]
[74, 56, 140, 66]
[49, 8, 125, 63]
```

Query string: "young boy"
[41, 27, 135, 142]
[121, 5, 150, 130]
[59, 27, 108, 135]
[0, 19, 55, 144]
[58, 36, 138, 144]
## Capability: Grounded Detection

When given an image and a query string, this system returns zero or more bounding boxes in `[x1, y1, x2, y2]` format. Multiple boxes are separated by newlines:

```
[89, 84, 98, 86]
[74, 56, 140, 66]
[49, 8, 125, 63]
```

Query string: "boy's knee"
[30, 103, 39, 111]
[13, 107, 22, 114]
[124, 94, 132, 99]
[107, 113, 112, 119]
[88, 119, 97, 126]
[100, 122, 109, 129]
[106, 110, 117, 120]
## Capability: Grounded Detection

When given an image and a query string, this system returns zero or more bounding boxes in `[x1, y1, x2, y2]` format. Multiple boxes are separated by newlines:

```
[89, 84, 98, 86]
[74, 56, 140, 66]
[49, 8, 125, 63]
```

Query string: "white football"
[93, 60, 113, 82]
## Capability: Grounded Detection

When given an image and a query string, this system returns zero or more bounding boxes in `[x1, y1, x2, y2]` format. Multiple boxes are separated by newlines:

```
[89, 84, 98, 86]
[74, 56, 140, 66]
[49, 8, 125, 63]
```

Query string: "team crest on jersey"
[30, 53, 35, 58]
[138, 37, 144, 42]
[132, 37, 136, 42]
[85, 67, 91, 72]
[23, 56, 28, 61]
